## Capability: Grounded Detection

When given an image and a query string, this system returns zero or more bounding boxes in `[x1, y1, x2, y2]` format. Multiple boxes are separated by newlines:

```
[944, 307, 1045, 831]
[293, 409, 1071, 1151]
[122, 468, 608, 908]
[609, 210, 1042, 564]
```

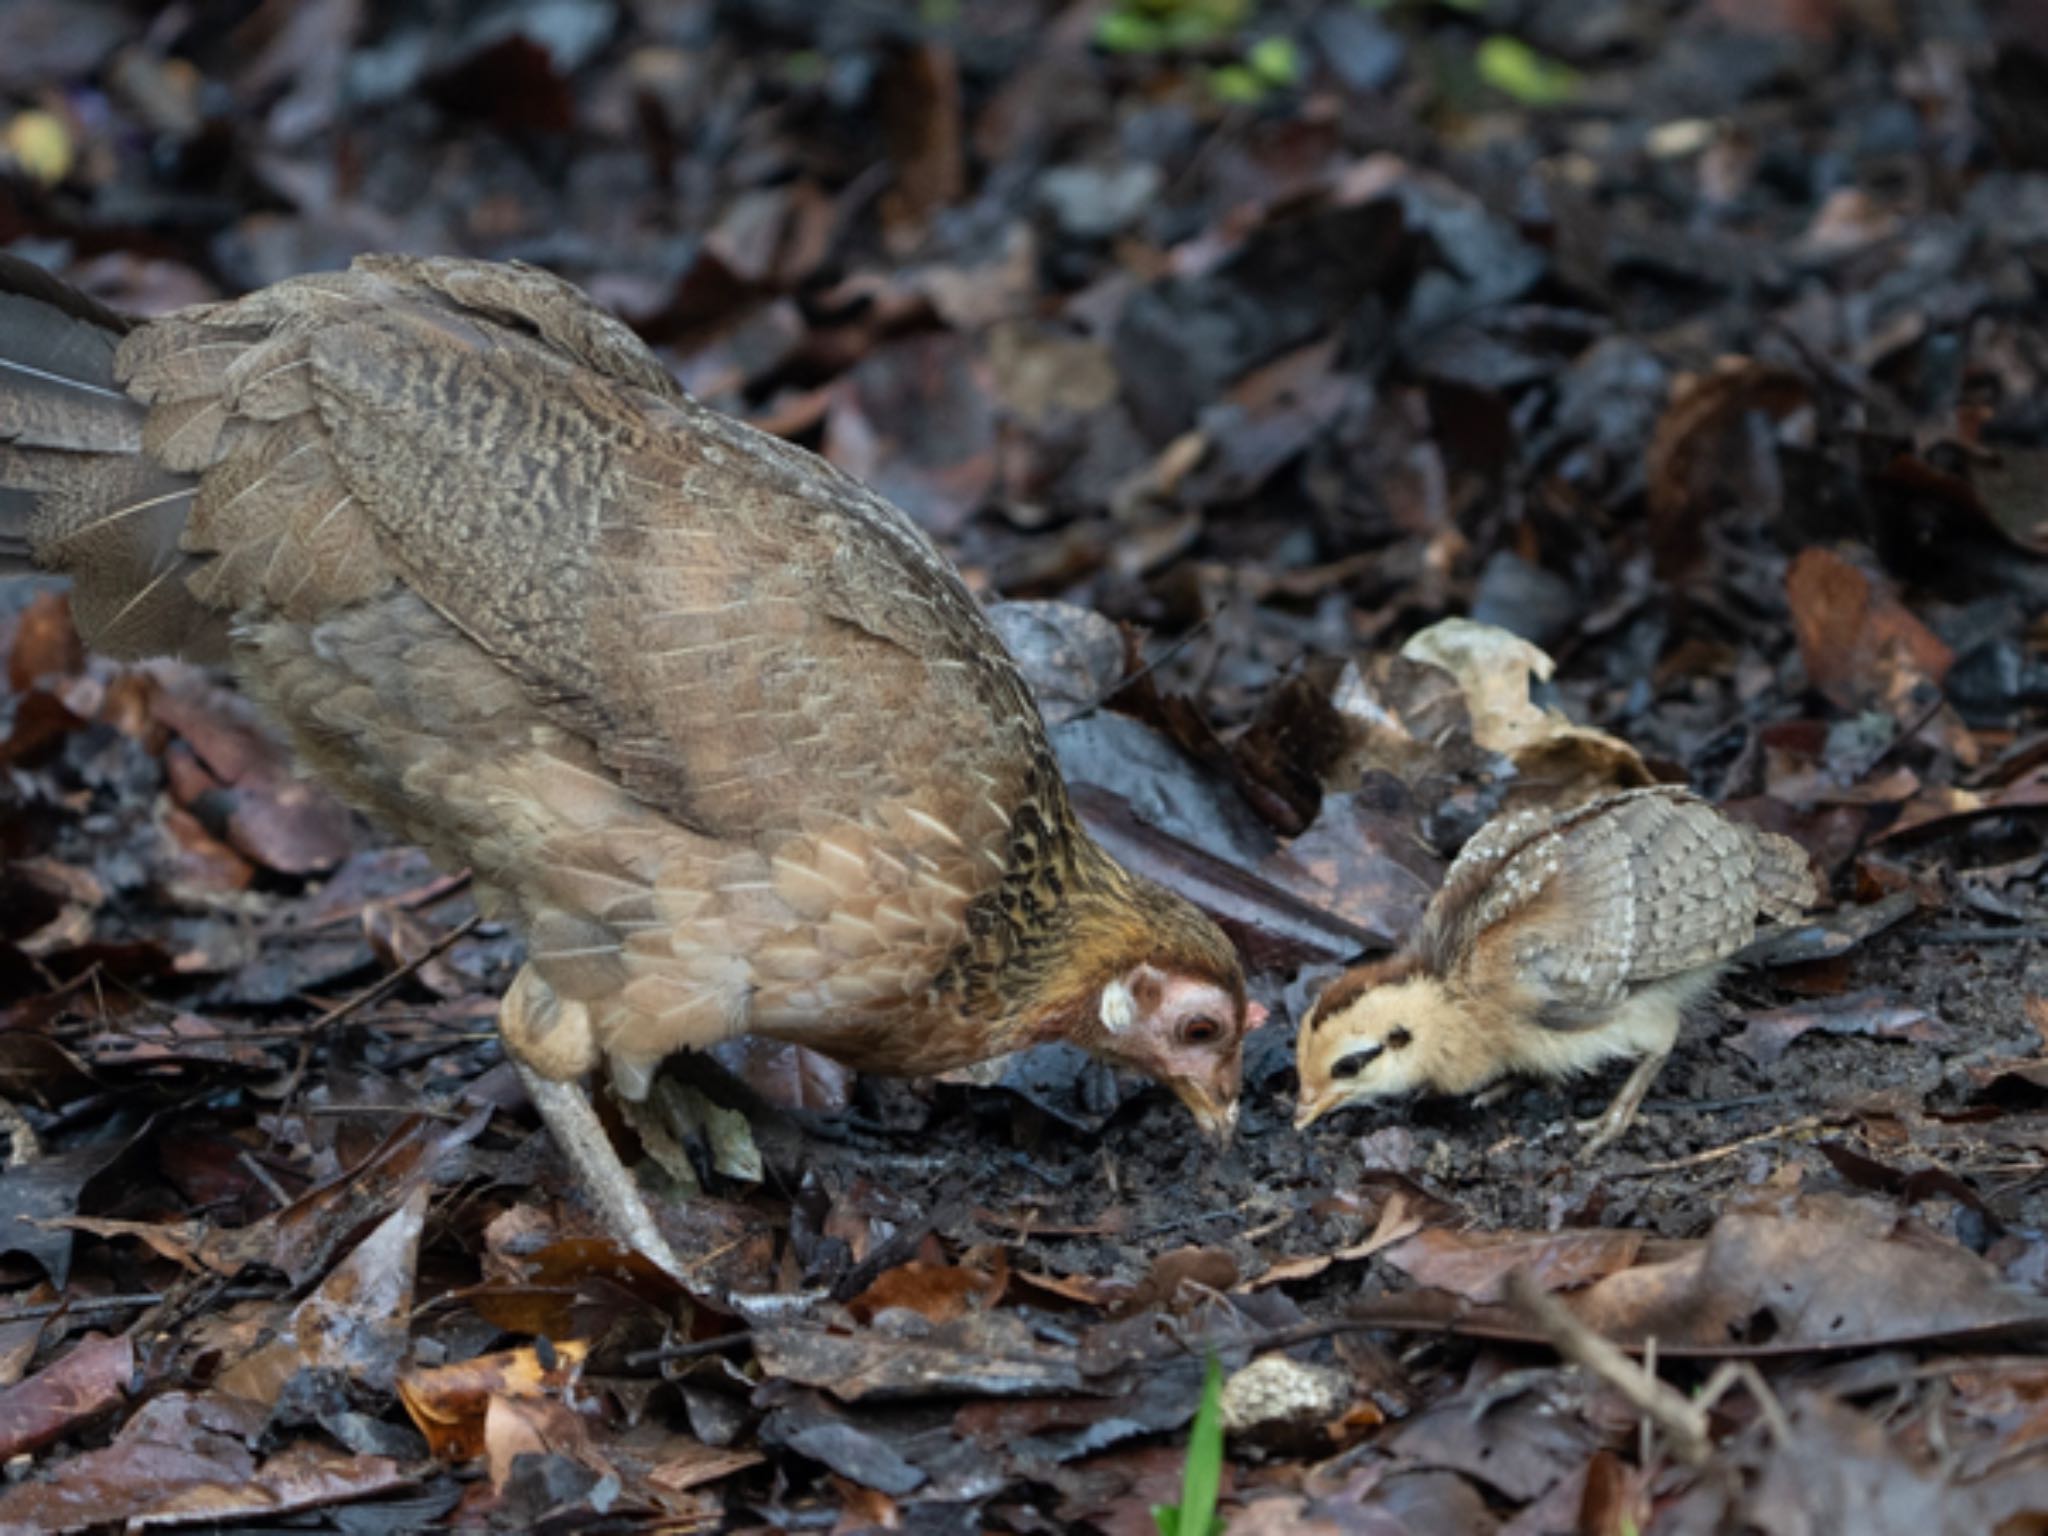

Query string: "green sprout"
[1152, 1357, 1226, 1536]
[1475, 34, 1580, 106]
[1097, 0, 1251, 54]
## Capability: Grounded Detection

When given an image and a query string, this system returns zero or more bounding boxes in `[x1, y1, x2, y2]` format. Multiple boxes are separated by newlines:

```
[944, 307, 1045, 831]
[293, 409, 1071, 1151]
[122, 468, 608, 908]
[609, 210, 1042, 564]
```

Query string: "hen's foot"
[501, 965, 686, 1280]
[513, 1061, 687, 1281]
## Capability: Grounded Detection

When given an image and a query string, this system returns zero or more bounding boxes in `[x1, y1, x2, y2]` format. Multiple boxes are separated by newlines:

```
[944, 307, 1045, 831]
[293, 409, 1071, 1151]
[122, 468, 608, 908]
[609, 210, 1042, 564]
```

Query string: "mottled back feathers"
[1, 252, 1180, 1080]
[1419, 786, 1817, 1028]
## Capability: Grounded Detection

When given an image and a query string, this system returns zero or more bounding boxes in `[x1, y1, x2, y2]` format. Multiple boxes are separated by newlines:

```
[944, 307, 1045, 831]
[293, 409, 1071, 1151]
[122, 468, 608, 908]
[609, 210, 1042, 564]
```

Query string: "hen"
[0, 254, 1250, 1274]
[1294, 786, 1816, 1152]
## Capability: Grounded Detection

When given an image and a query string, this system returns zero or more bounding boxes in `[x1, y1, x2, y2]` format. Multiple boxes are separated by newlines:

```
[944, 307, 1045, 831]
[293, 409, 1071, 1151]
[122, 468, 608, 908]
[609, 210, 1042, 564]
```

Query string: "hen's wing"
[110, 255, 1051, 1061]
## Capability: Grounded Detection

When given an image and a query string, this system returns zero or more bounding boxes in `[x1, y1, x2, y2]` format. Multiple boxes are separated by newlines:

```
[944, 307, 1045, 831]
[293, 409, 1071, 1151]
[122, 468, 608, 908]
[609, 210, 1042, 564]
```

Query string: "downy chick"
[1294, 787, 1817, 1152]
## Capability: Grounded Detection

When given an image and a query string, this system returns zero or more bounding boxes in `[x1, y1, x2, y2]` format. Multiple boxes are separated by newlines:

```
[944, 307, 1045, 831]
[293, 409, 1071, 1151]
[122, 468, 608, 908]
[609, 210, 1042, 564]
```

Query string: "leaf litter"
[2, 0, 2048, 1530]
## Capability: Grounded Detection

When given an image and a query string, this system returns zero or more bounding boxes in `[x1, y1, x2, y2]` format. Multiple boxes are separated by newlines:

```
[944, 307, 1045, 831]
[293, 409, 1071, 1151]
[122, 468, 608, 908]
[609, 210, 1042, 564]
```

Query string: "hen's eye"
[1387, 1027, 1413, 1050]
[1180, 1016, 1223, 1047]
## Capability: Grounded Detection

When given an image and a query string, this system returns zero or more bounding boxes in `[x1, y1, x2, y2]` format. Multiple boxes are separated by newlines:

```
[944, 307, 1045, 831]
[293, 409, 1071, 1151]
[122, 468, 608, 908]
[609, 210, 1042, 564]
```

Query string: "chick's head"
[1294, 966, 1466, 1128]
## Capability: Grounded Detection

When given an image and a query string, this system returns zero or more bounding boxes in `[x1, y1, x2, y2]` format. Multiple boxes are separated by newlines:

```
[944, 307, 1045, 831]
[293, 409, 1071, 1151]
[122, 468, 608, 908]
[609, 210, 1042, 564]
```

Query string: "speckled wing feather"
[1429, 787, 1815, 1030]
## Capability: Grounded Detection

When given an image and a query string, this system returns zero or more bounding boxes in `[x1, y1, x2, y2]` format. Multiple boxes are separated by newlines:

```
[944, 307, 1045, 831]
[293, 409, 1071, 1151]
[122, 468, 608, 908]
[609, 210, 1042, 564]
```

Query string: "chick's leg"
[1576, 993, 1685, 1156]
[1578, 1048, 1668, 1156]
[500, 964, 686, 1280]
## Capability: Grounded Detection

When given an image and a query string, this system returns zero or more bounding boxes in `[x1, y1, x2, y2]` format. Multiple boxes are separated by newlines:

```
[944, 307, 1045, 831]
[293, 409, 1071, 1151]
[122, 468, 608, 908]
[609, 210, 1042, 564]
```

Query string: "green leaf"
[1209, 63, 1266, 103]
[781, 50, 826, 85]
[1097, 9, 1165, 51]
[1475, 34, 1580, 105]
[1148, 1358, 1228, 1535]
[1248, 35, 1301, 85]
[1181, 1357, 1227, 1535]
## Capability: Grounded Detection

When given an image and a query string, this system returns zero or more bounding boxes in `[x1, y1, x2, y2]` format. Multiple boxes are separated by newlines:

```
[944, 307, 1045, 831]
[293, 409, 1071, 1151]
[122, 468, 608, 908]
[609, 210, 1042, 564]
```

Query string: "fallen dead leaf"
[846, 1253, 1007, 1326]
[399, 1338, 591, 1463]
[216, 1186, 427, 1407]
[1384, 1227, 1645, 1304]
[0, 1332, 134, 1460]
[1728, 990, 1942, 1066]
[1399, 619, 1652, 806]
[1785, 547, 1953, 714]
[1249, 1191, 1426, 1289]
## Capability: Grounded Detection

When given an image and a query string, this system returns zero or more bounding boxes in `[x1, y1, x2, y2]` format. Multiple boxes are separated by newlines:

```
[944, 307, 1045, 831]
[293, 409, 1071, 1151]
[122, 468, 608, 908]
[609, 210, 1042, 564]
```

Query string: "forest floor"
[3, 0, 2048, 1531]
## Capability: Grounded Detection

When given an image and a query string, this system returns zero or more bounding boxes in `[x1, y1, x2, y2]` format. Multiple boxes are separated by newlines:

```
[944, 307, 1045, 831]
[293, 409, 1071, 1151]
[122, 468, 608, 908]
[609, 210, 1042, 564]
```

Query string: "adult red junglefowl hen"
[0, 254, 1249, 1276]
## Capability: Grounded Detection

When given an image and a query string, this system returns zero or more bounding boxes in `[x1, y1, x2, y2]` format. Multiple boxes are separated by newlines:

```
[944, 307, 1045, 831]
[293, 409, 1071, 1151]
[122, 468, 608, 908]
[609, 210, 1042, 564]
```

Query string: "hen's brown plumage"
[0, 254, 1249, 1273]
[1296, 787, 1817, 1152]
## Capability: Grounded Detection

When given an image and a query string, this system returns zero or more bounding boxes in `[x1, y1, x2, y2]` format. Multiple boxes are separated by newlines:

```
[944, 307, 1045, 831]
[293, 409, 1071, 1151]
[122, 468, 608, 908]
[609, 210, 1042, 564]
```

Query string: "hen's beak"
[1174, 1079, 1240, 1144]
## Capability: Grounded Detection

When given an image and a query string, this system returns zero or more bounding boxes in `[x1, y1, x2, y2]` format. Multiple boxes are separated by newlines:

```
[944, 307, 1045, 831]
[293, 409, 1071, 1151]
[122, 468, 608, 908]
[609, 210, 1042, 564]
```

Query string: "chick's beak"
[1293, 1085, 1346, 1131]
[1174, 1078, 1240, 1144]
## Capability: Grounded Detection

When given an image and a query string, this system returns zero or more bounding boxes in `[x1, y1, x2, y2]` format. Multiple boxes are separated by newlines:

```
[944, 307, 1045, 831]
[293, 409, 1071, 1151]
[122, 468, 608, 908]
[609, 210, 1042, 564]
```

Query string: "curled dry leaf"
[5, 589, 85, 690]
[1399, 619, 1653, 809]
[753, 1312, 1086, 1402]
[148, 672, 356, 876]
[215, 1187, 428, 1408]
[399, 1338, 591, 1462]
[1646, 358, 1810, 551]
[1360, 1201, 2048, 1356]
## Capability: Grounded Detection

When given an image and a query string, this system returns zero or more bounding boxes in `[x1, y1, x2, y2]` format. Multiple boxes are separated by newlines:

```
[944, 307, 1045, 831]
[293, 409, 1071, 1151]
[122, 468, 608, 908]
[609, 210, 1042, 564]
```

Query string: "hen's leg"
[500, 965, 686, 1280]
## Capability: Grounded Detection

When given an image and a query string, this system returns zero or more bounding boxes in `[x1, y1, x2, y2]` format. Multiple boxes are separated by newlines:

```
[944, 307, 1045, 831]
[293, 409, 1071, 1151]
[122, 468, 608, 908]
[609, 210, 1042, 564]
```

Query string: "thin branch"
[1505, 1267, 1711, 1465]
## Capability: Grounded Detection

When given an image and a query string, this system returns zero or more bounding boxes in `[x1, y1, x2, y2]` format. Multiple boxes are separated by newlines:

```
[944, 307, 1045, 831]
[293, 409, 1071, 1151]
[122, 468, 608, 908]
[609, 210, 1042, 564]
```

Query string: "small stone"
[1220, 1355, 1352, 1439]
[1038, 162, 1162, 241]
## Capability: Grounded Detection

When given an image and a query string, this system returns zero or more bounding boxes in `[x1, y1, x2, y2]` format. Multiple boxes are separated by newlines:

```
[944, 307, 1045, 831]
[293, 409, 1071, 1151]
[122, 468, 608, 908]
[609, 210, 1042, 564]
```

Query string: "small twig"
[277, 914, 484, 1102]
[1904, 924, 2048, 946]
[297, 1102, 468, 1121]
[304, 914, 483, 1037]
[285, 871, 475, 933]
[1695, 1359, 1794, 1449]
[1505, 1268, 1711, 1465]
[1627, 1115, 1826, 1175]
[1067, 605, 1226, 724]
[236, 1150, 292, 1210]
[623, 1330, 760, 1369]
[0, 1292, 163, 1325]
[1854, 690, 1948, 780]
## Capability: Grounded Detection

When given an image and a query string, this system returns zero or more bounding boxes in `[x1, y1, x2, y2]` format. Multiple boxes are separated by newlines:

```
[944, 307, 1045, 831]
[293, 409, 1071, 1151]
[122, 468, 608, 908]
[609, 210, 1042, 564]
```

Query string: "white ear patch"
[1099, 978, 1136, 1035]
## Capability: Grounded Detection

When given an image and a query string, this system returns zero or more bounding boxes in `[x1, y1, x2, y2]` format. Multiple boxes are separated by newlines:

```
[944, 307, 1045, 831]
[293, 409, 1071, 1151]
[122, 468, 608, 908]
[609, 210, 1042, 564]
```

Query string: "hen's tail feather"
[0, 255, 219, 659]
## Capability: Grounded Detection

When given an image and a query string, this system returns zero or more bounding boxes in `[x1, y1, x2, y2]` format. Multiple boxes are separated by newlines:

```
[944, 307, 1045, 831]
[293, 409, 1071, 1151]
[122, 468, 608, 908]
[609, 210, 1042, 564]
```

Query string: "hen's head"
[1293, 959, 1469, 1127]
[1044, 874, 1255, 1138]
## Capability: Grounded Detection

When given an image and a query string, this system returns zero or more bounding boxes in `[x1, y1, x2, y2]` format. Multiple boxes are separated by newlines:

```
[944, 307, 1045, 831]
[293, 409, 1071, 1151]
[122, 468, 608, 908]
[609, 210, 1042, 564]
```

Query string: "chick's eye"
[1387, 1026, 1413, 1050]
[1180, 1016, 1223, 1047]
[1330, 1051, 1369, 1081]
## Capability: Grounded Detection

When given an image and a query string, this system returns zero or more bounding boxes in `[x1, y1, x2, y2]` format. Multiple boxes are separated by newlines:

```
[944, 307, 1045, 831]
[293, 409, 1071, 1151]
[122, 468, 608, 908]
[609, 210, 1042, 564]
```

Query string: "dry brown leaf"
[847, 1253, 1008, 1326]
[1384, 1227, 1645, 1304]
[1248, 1191, 1426, 1289]
[1785, 547, 1953, 713]
[398, 1338, 590, 1463]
